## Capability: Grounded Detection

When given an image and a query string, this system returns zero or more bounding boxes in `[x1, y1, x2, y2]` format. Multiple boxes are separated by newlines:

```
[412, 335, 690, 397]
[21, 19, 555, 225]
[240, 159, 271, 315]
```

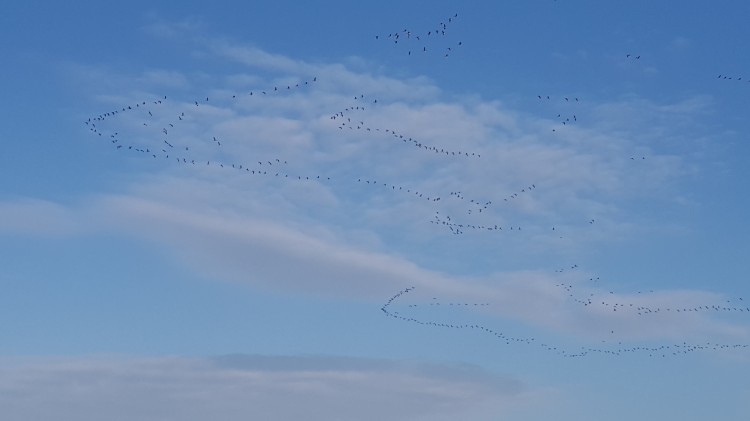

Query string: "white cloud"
[140, 15, 205, 41]
[669, 36, 691, 51]
[2, 190, 747, 356]
[0, 199, 81, 236]
[136, 70, 191, 89]
[0, 355, 530, 421]
[214, 43, 312, 75]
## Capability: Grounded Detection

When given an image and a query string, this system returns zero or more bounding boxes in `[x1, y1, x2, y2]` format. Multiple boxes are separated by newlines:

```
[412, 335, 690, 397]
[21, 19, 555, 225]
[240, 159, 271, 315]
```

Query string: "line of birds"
[86, 81, 321, 157]
[717, 74, 750, 83]
[431, 212, 524, 235]
[328, 94, 483, 158]
[332, 116, 482, 158]
[356, 177, 441, 202]
[408, 297, 491, 308]
[88, 73, 318, 131]
[553, 278, 748, 316]
[87, 76, 318, 141]
[87, 76, 326, 160]
[382, 286, 749, 359]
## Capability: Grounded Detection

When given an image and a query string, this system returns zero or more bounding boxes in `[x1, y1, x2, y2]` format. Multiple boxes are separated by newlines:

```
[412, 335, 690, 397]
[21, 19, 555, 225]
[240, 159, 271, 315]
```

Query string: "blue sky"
[2, 1, 750, 419]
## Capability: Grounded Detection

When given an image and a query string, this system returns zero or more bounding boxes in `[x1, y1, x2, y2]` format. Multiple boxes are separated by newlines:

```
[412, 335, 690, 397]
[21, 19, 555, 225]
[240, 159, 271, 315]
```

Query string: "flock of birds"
[330, 103, 483, 158]
[717, 74, 750, 83]
[85, 75, 533, 218]
[85, 12, 748, 360]
[535, 94, 583, 132]
[375, 13, 463, 58]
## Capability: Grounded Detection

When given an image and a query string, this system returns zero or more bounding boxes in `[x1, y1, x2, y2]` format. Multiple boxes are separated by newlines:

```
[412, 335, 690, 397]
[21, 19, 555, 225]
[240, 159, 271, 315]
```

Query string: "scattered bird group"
[375, 13, 463, 58]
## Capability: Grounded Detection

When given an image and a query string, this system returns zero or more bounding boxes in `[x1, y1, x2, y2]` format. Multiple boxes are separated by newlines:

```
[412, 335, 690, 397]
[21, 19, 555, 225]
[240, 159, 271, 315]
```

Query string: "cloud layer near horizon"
[0, 354, 530, 421]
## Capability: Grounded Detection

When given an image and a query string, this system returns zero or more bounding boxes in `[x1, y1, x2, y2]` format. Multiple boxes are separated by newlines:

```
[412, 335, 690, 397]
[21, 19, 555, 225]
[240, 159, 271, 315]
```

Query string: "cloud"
[214, 43, 312, 75]
[140, 15, 205, 41]
[669, 36, 691, 51]
[0, 199, 81, 236]
[0, 354, 530, 421]
[29, 30, 745, 354]
[136, 70, 191, 89]
[94, 192, 452, 299]
[2, 189, 747, 355]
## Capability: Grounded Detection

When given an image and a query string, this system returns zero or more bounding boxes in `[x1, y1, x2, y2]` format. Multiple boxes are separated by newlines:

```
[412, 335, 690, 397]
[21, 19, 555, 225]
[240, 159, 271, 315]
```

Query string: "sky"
[2, 0, 750, 419]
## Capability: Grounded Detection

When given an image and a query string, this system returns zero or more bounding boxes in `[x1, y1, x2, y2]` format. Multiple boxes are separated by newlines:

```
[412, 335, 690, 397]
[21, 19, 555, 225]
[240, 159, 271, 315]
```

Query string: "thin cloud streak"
[0, 354, 530, 421]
